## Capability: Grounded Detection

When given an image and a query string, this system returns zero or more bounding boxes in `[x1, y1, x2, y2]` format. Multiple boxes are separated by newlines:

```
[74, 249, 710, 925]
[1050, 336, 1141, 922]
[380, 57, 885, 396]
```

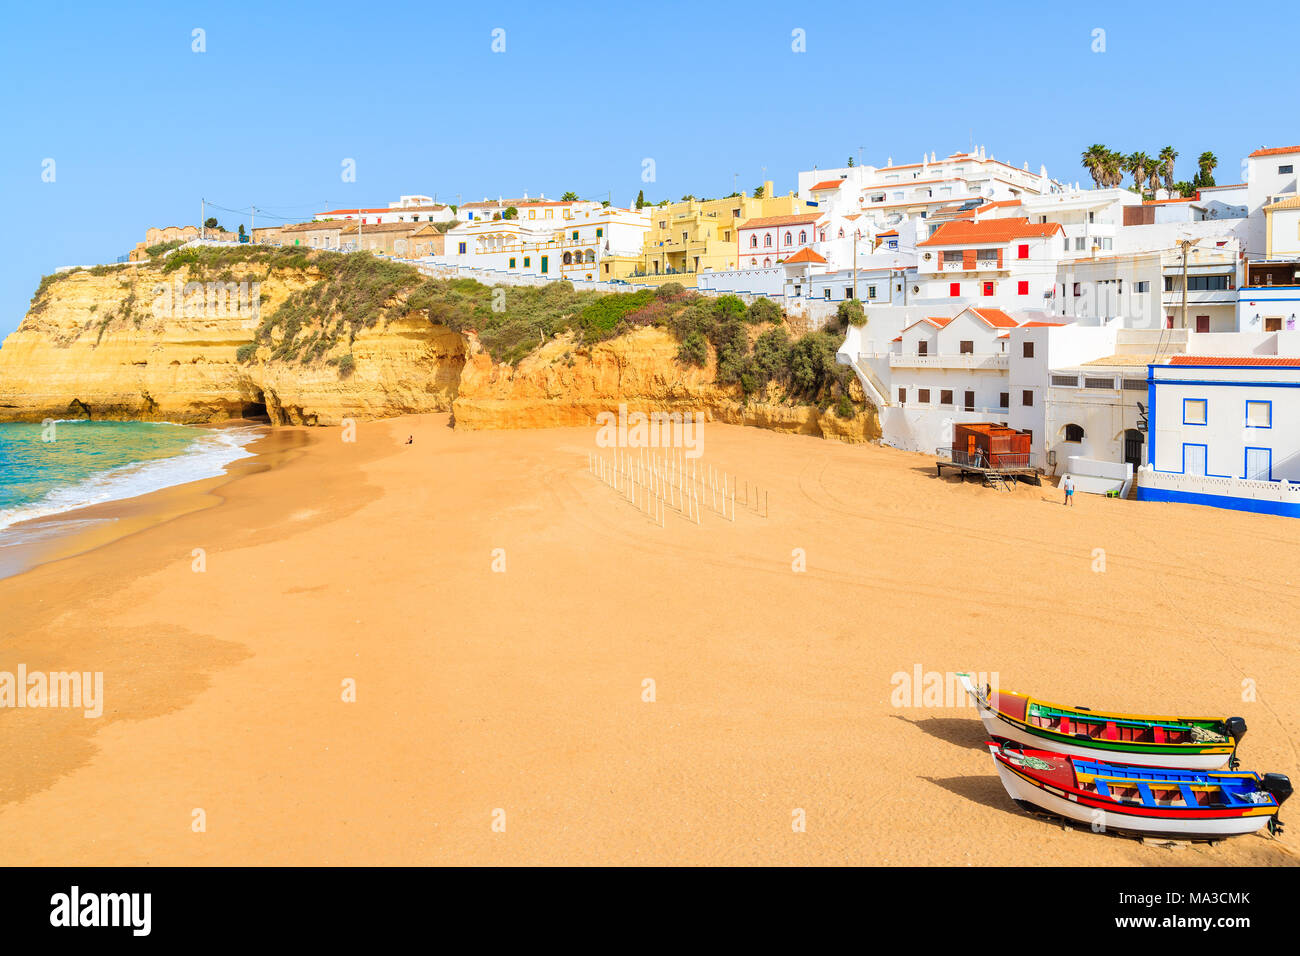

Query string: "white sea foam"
[0, 427, 260, 535]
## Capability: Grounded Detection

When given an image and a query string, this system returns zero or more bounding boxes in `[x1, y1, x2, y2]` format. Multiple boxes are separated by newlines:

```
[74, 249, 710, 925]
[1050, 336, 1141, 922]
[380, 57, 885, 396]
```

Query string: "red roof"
[876, 229, 898, 237]
[810, 179, 845, 190]
[739, 213, 822, 229]
[1020, 321, 1064, 328]
[1248, 146, 1300, 158]
[968, 307, 1019, 328]
[783, 246, 828, 265]
[918, 217, 1063, 246]
[1169, 356, 1300, 367]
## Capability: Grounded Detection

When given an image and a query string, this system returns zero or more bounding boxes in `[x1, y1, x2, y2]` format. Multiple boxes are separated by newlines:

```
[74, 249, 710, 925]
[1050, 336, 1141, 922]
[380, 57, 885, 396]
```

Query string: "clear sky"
[1, 0, 1295, 336]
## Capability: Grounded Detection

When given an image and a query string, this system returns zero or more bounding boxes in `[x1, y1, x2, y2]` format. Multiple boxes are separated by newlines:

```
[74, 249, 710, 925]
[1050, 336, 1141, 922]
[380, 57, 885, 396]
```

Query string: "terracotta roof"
[783, 247, 828, 265]
[340, 221, 423, 235]
[739, 213, 823, 229]
[876, 229, 898, 237]
[1169, 356, 1300, 367]
[1020, 321, 1064, 328]
[1265, 196, 1300, 210]
[318, 207, 392, 215]
[917, 217, 1063, 246]
[900, 317, 952, 333]
[1248, 146, 1300, 158]
[968, 307, 1019, 328]
[1198, 183, 1246, 191]
[1142, 197, 1198, 205]
[281, 221, 346, 233]
[891, 336, 903, 342]
[810, 179, 846, 190]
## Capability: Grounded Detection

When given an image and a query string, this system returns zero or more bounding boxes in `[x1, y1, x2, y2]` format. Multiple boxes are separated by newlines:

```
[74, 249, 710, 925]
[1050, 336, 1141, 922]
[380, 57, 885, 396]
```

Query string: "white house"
[315, 195, 455, 225]
[1138, 354, 1300, 517]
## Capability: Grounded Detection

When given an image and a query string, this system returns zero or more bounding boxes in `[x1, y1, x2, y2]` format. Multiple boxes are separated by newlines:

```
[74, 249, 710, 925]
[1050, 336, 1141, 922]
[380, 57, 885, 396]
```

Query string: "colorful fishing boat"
[987, 741, 1290, 840]
[958, 674, 1245, 770]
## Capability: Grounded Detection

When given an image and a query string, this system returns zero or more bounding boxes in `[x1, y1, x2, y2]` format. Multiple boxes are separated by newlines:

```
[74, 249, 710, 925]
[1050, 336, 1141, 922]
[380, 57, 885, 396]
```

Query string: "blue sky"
[0, 0, 1294, 336]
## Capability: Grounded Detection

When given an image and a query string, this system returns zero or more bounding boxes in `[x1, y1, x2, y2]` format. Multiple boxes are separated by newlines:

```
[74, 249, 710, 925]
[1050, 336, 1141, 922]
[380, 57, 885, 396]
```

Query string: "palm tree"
[1081, 144, 1109, 187]
[1103, 150, 1127, 188]
[1127, 152, 1153, 195]
[1158, 146, 1178, 192]
[1196, 151, 1218, 188]
[1148, 168, 1163, 196]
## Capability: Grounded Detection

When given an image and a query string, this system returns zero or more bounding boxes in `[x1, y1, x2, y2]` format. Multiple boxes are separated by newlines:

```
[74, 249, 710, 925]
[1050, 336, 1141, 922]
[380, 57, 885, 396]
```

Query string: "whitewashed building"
[1138, 353, 1300, 517]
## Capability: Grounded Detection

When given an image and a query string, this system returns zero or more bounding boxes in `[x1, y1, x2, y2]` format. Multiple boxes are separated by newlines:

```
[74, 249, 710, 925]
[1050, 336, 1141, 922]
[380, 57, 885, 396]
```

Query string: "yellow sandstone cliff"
[0, 262, 466, 425]
[0, 262, 879, 442]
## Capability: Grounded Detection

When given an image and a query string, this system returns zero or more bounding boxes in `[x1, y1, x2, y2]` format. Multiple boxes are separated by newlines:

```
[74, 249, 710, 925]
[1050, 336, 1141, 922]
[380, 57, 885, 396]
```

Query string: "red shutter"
[950, 282, 961, 297]
[962, 250, 976, 270]
[997, 249, 1004, 269]
[1018, 281, 1029, 296]
[1017, 244, 1029, 259]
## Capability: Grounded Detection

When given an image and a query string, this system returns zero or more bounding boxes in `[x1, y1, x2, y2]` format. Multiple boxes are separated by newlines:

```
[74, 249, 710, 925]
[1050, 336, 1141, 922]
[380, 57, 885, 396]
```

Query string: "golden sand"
[0, 414, 1295, 865]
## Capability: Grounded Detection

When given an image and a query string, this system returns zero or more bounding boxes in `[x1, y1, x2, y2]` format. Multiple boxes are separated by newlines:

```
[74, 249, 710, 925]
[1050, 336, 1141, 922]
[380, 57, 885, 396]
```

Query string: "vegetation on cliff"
[29, 246, 866, 415]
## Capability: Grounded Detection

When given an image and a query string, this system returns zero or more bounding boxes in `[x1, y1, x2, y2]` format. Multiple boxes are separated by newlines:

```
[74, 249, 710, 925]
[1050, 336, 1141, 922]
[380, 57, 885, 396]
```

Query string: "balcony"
[889, 353, 1009, 370]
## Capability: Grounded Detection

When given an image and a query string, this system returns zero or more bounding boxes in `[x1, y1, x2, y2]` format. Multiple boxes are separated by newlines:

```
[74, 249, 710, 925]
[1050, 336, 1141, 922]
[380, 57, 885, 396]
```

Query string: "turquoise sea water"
[0, 421, 259, 536]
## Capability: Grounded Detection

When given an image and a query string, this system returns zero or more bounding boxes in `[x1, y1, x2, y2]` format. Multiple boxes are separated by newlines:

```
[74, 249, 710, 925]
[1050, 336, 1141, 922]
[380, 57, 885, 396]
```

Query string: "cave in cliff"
[240, 390, 270, 422]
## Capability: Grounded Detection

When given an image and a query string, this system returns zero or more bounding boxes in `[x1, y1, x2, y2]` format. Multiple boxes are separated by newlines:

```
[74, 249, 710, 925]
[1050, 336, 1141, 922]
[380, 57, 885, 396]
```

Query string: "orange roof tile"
[917, 217, 1063, 246]
[1169, 356, 1300, 367]
[1248, 146, 1300, 158]
[876, 229, 898, 236]
[969, 308, 1019, 328]
[1021, 321, 1065, 328]
[739, 213, 823, 229]
[810, 179, 846, 190]
[783, 247, 828, 265]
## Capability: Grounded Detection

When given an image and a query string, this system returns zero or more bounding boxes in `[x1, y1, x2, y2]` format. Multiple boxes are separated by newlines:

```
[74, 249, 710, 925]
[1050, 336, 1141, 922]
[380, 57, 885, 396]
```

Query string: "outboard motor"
[1223, 717, 1247, 769]
[1262, 773, 1293, 806]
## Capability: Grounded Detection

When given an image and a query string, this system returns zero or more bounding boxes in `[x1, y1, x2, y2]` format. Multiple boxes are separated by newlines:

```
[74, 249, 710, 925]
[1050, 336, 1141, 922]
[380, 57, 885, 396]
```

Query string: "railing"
[890, 353, 1009, 370]
[937, 447, 1036, 471]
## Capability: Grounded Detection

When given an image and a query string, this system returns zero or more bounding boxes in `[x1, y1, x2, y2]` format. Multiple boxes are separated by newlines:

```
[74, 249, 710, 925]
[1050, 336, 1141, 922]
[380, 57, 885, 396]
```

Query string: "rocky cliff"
[452, 327, 878, 441]
[0, 257, 878, 442]
[0, 261, 466, 425]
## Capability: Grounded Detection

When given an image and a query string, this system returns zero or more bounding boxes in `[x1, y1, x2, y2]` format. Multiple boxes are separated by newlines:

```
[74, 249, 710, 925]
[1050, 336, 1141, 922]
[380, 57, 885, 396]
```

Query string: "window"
[1022, 390, 1034, 407]
[940, 389, 953, 406]
[918, 389, 931, 403]
[1183, 398, 1207, 425]
[1075, 237, 1085, 251]
[1023, 342, 1034, 358]
[898, 388, 907, 403]
[660, 221, 668, 229]
[458, 242, 467, 254]
[1017, 243, 1029, 259]
[1052, 374, 1079, 387]
[785, 231, 793, 245]
[509, 257, 516, 268]
[1281, 165, 1294, 174]
[596, 228, 603, 238]
[983, 281, 994, 296]
[749, 236, 758, 248]
[1245, 447, 1273, 480]
[524, 257, 530, 267]
[1246, 400, 1272, 428]
[950, 282, 961, 297]
[999, 392, 1009, 408]
[572, 231, 579, 240]
[528, 210, 536, 220]
[799, 231, 806, 244]
[1187, 275, 1230, 291]
[823, 289, 831, 300]
[867, 285, 877, 298]
[1064, 424, 1085, 443]
[959, 340, 974, 354]
[763, 234, 772, 247]
[917, 341, 928, 356]
[540, 256, 548, 274]
[845, 287, 853, 300]
[1135, 281, 1149, 293]
[1017, 281, 1029, 295]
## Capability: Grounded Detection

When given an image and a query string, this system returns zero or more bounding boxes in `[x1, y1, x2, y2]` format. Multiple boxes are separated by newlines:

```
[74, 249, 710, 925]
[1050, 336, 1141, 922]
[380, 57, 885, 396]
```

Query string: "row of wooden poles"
[587, 447, 768, 525]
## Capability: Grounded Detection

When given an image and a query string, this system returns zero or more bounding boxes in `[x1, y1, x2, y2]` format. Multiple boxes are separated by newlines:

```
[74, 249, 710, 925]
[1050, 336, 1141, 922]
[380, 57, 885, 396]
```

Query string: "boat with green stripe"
[958, 674, 1245, 770]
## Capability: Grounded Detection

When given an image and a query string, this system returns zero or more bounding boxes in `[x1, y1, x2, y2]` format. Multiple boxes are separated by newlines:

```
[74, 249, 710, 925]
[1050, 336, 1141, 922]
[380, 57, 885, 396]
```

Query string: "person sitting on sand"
[1061, 474, 1075, 506]
[406, 435, 414, 445]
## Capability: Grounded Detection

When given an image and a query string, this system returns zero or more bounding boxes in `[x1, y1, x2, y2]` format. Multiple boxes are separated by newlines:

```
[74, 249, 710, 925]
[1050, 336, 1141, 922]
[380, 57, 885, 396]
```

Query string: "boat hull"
[959, 674, 1235, 770]
[991, 759, 1272, 840]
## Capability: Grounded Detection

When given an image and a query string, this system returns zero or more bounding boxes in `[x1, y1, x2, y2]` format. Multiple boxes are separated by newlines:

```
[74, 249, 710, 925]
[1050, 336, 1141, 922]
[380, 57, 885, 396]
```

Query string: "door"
[1183, 444, 1207, 476]
[1123, 429, 1144, 467]
[1195, 315, 1210, 333]
[541, 256, 548, 274]
[964, 390, 975, 411]
[1245, 447, 1272, 481]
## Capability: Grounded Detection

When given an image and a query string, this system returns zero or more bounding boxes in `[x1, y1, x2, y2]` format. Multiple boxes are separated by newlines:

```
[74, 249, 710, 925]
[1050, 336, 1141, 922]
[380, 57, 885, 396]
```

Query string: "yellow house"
[626, 182, 817, 286]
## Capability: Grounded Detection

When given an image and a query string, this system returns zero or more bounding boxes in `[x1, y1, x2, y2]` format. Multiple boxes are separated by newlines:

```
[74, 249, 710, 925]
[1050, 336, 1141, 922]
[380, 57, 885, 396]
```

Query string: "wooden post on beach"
[730, 487, 735, 522]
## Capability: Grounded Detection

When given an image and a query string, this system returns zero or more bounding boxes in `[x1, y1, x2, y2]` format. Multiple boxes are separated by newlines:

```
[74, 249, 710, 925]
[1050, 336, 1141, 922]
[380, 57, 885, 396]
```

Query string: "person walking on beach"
[1061, 474, 1075, 507]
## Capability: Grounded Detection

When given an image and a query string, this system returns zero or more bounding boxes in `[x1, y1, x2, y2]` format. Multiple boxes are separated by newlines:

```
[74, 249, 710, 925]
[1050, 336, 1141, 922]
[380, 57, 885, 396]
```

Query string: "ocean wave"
[0, 427, 261, 535]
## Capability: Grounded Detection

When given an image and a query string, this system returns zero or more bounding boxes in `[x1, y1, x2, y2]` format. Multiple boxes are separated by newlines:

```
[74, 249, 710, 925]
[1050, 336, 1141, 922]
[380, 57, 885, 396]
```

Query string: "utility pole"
[357, 206, 362, 253]
[201, 198, 205, 240]
[1177, 238, 1196, 329]
[250, 205, 255, 243]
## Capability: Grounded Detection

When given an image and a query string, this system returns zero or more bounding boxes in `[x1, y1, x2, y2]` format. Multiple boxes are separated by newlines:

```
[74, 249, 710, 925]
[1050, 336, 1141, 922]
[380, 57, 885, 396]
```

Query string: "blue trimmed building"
[1138, 356, 1300, 517]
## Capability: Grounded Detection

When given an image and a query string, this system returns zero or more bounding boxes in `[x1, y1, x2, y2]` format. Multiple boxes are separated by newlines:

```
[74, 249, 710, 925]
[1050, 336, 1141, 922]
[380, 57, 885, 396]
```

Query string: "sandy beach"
[0, 414, 1295, 866]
